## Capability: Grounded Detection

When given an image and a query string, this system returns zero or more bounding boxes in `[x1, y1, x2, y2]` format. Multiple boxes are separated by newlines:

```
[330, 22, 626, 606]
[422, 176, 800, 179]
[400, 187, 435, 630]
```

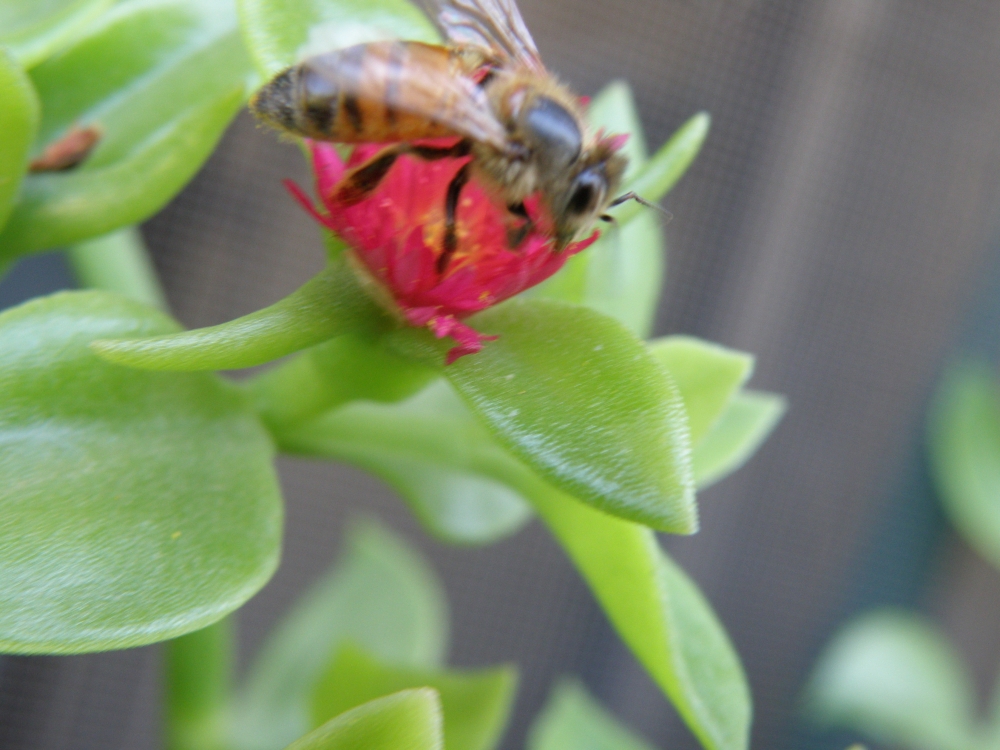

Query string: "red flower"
[286, 140, 598, 363]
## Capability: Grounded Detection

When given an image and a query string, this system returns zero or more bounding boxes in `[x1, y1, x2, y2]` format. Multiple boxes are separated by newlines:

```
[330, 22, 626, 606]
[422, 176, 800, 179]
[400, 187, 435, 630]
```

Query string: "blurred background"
[4, 1, 1000, 748]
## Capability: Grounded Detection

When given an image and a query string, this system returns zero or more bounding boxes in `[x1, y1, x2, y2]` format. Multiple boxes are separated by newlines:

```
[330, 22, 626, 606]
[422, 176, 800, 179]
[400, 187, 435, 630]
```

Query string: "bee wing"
[255, 42, 511, 150]
[423, 0, 545, 71]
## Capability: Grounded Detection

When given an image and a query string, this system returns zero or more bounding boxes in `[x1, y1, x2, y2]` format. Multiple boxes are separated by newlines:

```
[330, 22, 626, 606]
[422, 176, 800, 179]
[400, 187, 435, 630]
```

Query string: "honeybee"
[251, 0, 641, 270]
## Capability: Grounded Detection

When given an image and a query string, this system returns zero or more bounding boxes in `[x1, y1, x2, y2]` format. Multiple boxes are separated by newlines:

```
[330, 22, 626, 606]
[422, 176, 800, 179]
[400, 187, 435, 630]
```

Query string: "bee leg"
[505, 202, 534, 248]
[408, 139, 472, 161]
[438, 163, 472, 274]
[334, 140, 473, 206]
[334, 145, 405, 205]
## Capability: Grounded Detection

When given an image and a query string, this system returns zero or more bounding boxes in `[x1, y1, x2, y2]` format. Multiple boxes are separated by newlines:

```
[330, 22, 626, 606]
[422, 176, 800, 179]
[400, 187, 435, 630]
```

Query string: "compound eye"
[568, 184, 594, 214]
[566, 169, 606, 215]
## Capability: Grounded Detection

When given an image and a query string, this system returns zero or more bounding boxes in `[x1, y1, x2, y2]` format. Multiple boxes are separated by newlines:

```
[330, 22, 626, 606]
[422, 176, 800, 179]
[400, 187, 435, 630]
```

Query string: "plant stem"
[165, 618, 234, 750]
[65, 226, 169, 311]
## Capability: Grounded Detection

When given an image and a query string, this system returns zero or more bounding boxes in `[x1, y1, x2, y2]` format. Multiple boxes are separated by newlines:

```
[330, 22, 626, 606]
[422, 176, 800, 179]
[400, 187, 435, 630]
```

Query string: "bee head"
[551, 137, 628, 249]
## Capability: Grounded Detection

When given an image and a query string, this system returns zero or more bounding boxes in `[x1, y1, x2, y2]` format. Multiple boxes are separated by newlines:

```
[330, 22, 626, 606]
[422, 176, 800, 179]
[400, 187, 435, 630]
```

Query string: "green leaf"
[0, 0, 252, 258]
[238, 0, 439, 78]
[389, 299, 696, 533]
[0, 49, 39, 234]
[0, 291, 281, 654]
[928, 363, 1000, 571]
[165, 619, 234, 750]
[805, 610, 976, 750]
[611, 112, 710, 226]
[527, 679, 656, 750]
[277, 382, 533, 545]
[693, 391, 785, 489]
[311, 644, 516, 750]
[67, 226, 169, 310]
[232, 520, 448, 750]
[587, 80, 649, 183]
[93, 257, 385, 371]
[284, 384, 747, 750]
[530, 488, 750, 750]
[649, 336, 753, 444]
[0, 0, 113, 68]
[285, 689, 443, 750]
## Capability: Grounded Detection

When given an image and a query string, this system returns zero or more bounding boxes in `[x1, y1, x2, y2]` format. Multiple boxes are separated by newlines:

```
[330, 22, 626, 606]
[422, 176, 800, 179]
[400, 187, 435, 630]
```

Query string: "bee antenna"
[608, 191, 673, 224]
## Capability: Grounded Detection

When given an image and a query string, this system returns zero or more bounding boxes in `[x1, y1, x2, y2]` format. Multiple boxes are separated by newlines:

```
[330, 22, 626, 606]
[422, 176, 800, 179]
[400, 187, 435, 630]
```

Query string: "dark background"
[4, 2, 1000, 749]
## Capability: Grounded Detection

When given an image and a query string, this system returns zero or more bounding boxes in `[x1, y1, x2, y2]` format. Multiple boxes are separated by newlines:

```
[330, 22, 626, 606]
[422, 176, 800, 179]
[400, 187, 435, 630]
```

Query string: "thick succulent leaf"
[165, 619, 234, 750]
[285, 384, 747, 750]
[611, 112, 710, 226]
[238, 0, 438, 78]
[805, 610, 976, 750]
[650, 336, 754, 444]
[928, 363, 1000, 570]
[93, 258, 385, 371]
[285, 689, 443, 750]
[0, 0, 252, 258]
[0, 49, 39, 234]
[694, 391, 785, 489]
[389, 299, 696, 533]
[312, 644, 516, 750]
[531, 488, 750, 750]
[278, 382, 533, 545]
[0, 291, 281, 654]
[232, 520, 447, 750]
[67, 226, 168, 310]
[0, 0, 114, 68]
[527, 679, 656, 750]
[587, 80, 649, 183]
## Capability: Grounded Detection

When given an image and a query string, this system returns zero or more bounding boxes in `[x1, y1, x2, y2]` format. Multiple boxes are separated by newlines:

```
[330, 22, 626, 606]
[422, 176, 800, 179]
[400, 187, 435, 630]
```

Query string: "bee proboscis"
[251, 0, 635, 269]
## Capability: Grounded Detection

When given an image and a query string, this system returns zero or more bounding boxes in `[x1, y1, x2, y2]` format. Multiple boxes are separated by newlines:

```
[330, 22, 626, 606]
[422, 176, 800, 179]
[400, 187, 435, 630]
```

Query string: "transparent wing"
[423, 0, 545, 71]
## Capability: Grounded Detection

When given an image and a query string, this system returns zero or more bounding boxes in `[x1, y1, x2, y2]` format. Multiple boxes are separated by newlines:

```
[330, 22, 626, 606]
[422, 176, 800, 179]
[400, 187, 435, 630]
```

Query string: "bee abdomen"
[252, 41, 466, 144]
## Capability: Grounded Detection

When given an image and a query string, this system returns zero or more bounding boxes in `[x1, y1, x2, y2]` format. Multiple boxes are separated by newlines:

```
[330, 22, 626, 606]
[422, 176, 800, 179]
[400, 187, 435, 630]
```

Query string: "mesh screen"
[5, 1, 1000, 749]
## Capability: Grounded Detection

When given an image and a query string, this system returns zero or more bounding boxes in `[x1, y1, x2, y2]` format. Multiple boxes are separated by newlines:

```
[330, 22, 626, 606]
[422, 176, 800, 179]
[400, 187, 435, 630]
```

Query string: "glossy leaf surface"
[0, 50, 38, 234]
[312, 645, 516, 750]
[928, 363, 1000, 571]
[285, 689, 443, 750]
[93, 258, 385, 371]
[0, 0, 251, 257]
[0, 0, 113, 68]
[390, 299, 696, 533]
[528, 679, 655, 750]
[531, 488, 751, 750]
[650, 336, 753, 444]
[806, 610, 976, 750]
[233, 521, 447, 750]
[238, 0, 438, 78]
[694, 391, 785, 489]
[0, 292, 281, 653]
[279, 382, 532, 545]
[611, 112, 710, 226]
